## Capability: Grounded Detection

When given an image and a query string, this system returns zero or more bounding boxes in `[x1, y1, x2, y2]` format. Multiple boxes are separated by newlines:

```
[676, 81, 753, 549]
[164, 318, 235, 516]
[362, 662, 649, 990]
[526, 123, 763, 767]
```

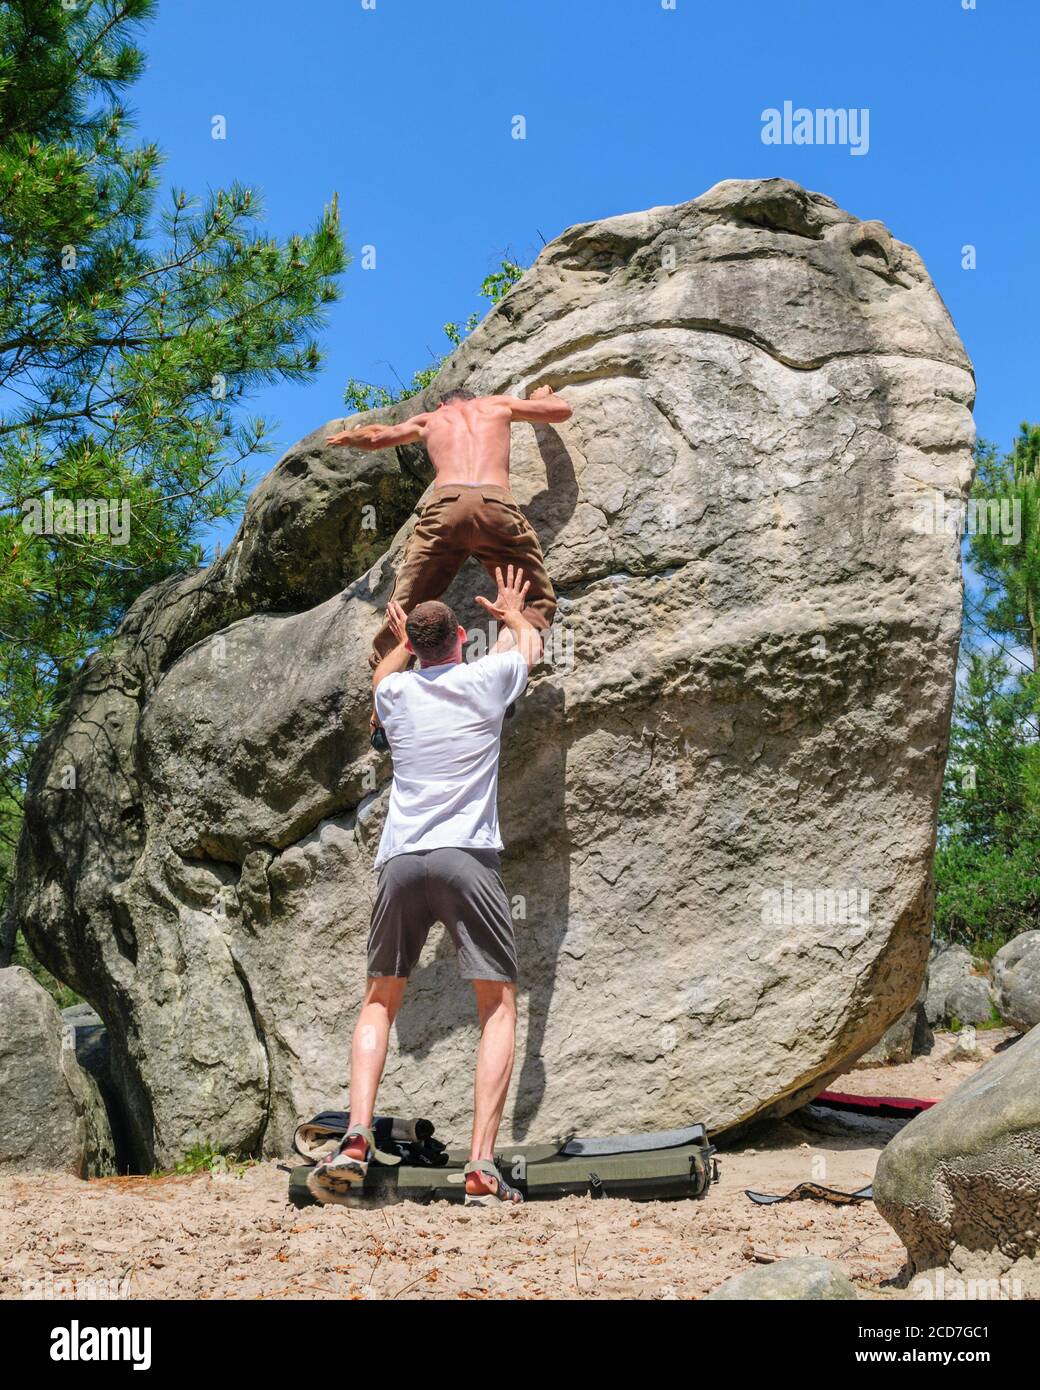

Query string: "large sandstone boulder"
[991, 931, 1040, 1032]
[13, 178, 974, 1169]
[0, 968, 115, 1177]
[874, 1024, 1040, 1297]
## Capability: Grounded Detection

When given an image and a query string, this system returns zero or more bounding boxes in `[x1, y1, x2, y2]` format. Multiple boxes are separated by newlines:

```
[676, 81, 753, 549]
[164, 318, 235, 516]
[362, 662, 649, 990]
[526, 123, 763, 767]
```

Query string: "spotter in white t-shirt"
[373, 649, 528, 869]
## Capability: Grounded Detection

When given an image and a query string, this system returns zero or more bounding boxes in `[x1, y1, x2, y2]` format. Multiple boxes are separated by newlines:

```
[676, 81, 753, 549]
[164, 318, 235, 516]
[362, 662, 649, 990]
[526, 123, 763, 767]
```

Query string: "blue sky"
[131, 0, 1034, 544]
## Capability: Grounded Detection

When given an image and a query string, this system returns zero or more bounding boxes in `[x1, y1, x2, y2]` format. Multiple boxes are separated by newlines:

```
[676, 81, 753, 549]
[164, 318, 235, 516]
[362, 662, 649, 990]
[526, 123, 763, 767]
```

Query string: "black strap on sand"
[745, 1182, 873, 1206]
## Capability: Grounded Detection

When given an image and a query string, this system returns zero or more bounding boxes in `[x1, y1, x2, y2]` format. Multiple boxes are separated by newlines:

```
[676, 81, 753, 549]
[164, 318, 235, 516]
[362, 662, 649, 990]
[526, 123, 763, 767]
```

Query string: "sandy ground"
[0, 1029, 1015, 1302]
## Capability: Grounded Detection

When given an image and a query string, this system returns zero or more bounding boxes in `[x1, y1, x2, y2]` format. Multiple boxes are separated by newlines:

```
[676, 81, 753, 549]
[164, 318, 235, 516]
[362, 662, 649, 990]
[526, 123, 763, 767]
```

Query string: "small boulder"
[874, 1022, 1040, 1297]
[61, 1002, 111, 1091]
[947, 1026, 980, 1062]
[991, 931, 1040, 1033]
[705, 1257, 859, 1300]
[946, 976, 993, 1027]
[0, 967, 115, 1177]
[927, 943, 991, 1026]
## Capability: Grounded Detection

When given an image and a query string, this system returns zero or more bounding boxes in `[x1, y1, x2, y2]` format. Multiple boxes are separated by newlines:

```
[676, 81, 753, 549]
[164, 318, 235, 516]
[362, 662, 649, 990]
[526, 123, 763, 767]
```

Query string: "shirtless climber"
[325, 386, 571, 744]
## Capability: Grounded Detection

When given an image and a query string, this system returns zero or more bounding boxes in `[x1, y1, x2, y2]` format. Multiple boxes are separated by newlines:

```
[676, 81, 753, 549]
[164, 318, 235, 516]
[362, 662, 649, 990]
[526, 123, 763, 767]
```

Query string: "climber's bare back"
[326, 388, 572, 489]
[416, 398, 515, 488]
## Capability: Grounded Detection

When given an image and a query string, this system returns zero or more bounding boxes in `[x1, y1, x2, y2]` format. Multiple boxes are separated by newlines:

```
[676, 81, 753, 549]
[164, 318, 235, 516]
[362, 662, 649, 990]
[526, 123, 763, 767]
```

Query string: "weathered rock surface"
[874, 1024, 1040, 1297]
[991, 931, 1040, 1033]
[946, 977, 993, 1027]
[61, 1003, 129, 1168]
[0, 968, 115, 1177]
[706, 1256, 858, 1300]
[853, 977, 932, 1067]
[947, 1026, 980, 1062]
[926, 942, 991, 1026]
[14, 178, 974, 1168]
[853, 1002, 916, 1068]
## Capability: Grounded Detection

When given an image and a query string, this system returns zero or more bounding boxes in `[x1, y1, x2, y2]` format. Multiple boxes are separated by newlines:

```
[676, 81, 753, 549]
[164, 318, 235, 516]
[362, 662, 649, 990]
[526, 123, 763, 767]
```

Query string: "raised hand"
[476, 565, 530, 621]
[386, 598, 409, 645]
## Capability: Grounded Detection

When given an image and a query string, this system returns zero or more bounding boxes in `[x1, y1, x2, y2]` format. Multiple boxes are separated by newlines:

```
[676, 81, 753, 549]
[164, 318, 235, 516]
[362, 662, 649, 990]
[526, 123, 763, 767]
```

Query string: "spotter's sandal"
[306, 1123, 400, 1203]
[463, 1158, 524, 1206]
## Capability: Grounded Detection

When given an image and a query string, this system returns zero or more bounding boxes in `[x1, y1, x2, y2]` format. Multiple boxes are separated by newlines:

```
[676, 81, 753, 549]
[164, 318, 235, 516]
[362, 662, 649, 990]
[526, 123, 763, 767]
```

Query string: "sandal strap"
[464, 1159, 499, 1179]
[464, 1158, 522, 1201]
[344, 1123, 401, 1166]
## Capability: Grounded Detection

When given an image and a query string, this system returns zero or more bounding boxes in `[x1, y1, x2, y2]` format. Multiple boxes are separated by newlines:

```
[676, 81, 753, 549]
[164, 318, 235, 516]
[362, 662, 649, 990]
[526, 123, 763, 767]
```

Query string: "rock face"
[853, 978, 932, 1067]
[0, 968, 115, 1177]
[13, 178, 975, 1169]
[874, 1024, 1040, 1297]
[706, 1257, 858, 1301]
[946, 977, 993, 1027]
[61, 1003, 129, 1168]
[991, 931, 1040, 1033]
[926, 942, 991, 1026]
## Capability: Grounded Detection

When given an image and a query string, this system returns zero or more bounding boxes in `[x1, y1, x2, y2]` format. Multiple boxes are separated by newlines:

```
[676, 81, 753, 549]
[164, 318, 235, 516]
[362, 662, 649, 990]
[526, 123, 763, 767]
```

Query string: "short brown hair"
[405, 600, 459, 663]
[437, 387, 475, 405]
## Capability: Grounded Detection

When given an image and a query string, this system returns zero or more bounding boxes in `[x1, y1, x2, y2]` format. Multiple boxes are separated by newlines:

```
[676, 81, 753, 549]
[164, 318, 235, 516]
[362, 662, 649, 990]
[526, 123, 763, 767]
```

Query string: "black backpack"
[292, 1111, 449, 1168]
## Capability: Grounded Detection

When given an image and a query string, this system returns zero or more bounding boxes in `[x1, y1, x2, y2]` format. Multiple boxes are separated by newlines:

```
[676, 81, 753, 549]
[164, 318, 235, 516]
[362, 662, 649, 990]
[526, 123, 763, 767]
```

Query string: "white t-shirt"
[373, 650, 529, 869]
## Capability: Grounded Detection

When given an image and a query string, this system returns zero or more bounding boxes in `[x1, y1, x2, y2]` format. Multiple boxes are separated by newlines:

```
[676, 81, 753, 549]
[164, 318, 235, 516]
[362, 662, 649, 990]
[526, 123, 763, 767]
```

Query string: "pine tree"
[969, 425, 1040, 672]
[938, 651, 1035, 854]
[0, 0, 345, 923]
[934, 428, 1040, 953]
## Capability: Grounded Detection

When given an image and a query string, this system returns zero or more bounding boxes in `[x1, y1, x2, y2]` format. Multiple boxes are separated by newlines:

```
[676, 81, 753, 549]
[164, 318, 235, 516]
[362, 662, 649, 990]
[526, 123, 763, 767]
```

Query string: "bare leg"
[345, 975, 407, 1156]
[466, 980, 518, 1198]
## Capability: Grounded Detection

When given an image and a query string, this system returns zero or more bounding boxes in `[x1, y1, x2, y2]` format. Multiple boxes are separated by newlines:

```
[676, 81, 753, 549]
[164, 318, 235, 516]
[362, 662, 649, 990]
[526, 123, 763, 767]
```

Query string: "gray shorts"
[368, 847, 518, 983]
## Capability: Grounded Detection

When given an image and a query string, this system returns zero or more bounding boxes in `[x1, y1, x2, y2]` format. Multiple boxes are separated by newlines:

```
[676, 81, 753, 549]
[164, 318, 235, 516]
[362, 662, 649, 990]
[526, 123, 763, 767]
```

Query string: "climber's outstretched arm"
[327, 415, 429, 451]
[494, 385, 572, 425]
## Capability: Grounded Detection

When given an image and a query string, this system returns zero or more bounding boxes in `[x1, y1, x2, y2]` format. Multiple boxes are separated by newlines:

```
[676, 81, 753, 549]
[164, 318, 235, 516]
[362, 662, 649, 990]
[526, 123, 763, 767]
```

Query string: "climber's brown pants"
[368, 484, 556, 668]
